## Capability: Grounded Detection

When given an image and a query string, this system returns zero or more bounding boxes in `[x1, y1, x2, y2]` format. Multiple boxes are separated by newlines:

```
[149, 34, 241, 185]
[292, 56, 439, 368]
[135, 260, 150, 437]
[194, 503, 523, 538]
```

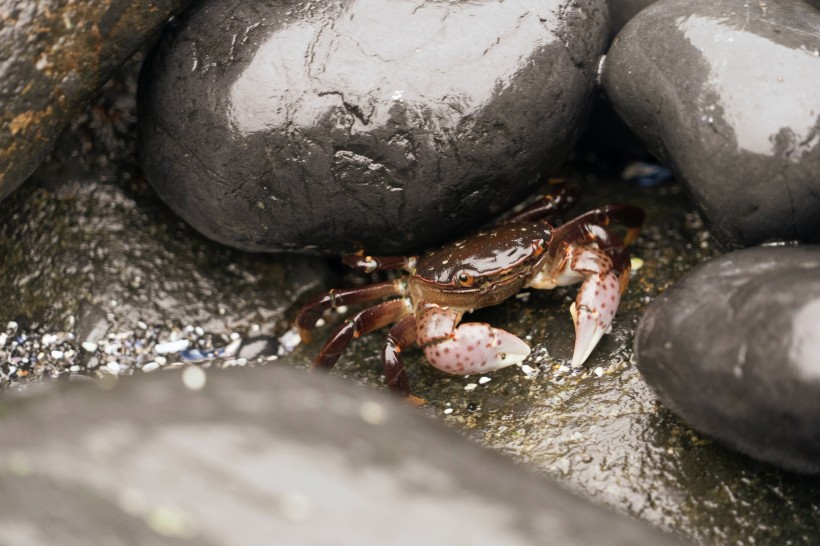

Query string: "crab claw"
[570, 271, 621, 368]
[423, 323, 531, 375]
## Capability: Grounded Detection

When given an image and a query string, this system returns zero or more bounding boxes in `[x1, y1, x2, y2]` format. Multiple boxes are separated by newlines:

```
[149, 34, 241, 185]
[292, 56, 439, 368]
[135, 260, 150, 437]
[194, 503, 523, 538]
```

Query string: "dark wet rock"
[636, 245, 820, 474]
[138, 0, 608, 255]
[0, 0, 193, 199]
[603, 0, 820, 249]
[0, 364, 680, 546]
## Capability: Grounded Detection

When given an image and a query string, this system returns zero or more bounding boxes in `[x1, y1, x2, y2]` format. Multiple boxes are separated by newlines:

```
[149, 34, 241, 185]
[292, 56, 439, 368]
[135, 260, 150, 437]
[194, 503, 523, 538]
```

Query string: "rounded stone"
[138, 0, 608, 254]
[0, 365, 678, 545]
[603, 0, 820, 249]
[635, 246, 820, 474]
[0, 0, 192, 199]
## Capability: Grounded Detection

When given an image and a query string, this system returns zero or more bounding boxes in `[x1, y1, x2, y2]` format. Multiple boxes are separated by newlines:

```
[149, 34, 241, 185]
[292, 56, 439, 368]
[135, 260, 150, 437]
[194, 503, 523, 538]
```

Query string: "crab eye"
[456, 271, 475, 287]
[533, 238, 548, 254]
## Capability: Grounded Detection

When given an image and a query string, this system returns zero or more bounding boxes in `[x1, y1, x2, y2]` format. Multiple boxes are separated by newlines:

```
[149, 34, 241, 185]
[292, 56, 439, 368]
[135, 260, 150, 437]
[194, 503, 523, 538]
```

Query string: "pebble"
[142, 362, 161, 373]
[0, 315, 278, 387]
[0, 0, 193, 198]
[237, 336, 279, 360]
[604, 0, 820, 249]
[138, 0, 608, 254]
[154, 339, 190, 355]
[635, 246, 820, 474]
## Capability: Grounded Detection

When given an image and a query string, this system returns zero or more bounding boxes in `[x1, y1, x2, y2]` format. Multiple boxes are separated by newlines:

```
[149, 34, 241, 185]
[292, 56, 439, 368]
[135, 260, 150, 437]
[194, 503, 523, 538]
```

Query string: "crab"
[296, 185, 644, 398]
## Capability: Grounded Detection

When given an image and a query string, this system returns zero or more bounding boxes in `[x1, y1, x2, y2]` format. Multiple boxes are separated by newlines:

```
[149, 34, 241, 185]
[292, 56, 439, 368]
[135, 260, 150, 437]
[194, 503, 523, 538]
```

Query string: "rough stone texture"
[0, 365, 681, 546]
[635, 245, 820, 475]
[138, 0, 608, 255]
[0, 0, 193, 199]
[603, 0, 820, 249]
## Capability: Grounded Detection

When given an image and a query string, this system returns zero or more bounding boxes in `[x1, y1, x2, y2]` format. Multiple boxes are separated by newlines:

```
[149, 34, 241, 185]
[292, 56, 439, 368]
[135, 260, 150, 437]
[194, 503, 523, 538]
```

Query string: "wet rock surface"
[603, 0, 820, 249]
[0, 365, 680, 546]
[2, 26, 820, 546]
[300, 178, 820, 545]
[0, 0, 192, 199]
[635, 246, 820, 474]
[138, 0, 607, 254]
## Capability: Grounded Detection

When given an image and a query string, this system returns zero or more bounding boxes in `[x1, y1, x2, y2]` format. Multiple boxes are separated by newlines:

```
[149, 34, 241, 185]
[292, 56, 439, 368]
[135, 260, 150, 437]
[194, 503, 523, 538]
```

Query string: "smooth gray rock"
[603, 0, 820, 249]
[138, 0, 608, 254]
[0, 0, 192, 199]
[635, 245, 820, 474]
[0, 365, 681, 545]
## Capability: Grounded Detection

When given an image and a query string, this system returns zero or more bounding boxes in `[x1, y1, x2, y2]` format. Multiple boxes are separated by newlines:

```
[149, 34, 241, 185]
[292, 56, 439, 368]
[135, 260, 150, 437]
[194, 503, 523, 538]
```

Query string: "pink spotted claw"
[416, 306, 531, 375]
[570, 271, 621, 368]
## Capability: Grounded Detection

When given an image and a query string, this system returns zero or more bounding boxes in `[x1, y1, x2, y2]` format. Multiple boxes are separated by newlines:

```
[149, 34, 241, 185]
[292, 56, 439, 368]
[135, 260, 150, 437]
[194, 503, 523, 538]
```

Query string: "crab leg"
[295, 278, 406, 342]
[416, 306, 531, 375]
[557, 204, 645, 248]
[312, 298, 412, 372]
[500, 183, 579, 225]
[383, 315, 417, 397]
[341, 254, 417, 274]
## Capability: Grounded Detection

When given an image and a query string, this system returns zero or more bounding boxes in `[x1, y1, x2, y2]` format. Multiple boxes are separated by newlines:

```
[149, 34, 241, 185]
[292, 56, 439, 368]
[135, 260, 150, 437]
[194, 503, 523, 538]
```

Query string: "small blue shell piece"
[181, 347, 225, 362]
[622, 161, 673, 187]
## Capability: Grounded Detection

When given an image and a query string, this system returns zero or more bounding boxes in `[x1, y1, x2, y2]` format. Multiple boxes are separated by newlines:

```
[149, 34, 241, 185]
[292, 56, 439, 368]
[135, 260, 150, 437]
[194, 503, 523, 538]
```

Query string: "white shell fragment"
[155, 339, 190, 354]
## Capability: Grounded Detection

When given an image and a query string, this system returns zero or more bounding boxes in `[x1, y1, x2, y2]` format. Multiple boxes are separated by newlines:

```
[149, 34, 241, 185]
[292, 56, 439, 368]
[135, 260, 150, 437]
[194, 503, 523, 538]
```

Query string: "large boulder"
[138, 0, 609, 254]
[0, 364, 679, 545]
[603, 0, 820, 249]
[636, 246, 820, 474]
